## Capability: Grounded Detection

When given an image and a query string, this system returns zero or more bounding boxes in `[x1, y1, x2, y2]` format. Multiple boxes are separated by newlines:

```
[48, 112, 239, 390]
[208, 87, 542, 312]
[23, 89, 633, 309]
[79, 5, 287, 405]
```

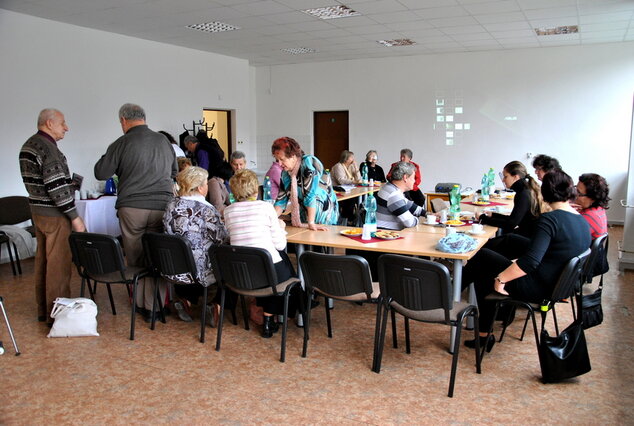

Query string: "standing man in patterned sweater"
[94, 103, 177, 318]
[19, 108, 86, 325]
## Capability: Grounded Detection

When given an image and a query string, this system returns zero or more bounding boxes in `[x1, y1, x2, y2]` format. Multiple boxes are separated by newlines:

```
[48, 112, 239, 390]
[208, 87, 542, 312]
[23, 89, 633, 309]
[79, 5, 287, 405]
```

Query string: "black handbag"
[582, 287, 603, 329]
[538, 320, 591, 383]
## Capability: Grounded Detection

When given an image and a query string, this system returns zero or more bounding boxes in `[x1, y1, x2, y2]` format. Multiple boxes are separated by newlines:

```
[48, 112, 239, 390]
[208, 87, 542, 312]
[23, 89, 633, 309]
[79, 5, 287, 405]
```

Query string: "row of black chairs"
[68, 231, 607, 398]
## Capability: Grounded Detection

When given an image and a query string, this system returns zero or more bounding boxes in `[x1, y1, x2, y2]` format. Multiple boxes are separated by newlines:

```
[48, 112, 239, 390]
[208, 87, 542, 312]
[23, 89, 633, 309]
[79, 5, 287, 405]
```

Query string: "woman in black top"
[479, 161, 543, 237]
[464, 170, 591, 351]
[359, 150, 386, 182]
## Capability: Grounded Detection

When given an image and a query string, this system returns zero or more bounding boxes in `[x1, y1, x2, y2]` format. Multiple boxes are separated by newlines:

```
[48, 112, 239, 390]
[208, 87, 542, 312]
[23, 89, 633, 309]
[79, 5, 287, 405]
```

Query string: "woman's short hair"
[400, 148, 413, 159]
[532, 154, 561, 173]
[229, 169, 259, 202]
[366, 150, 377, 162]
[389, 161, 415, 182]
[579, 173, 611, 209]
[339, 150, 354, 163]
[541, 170, 576, 203]
[215, 161, 234, 181]
[158, 130, 177, 145]
[271, 136, 303, 158]
[177, 166, 208, 196]
[177, 157, 192, 172]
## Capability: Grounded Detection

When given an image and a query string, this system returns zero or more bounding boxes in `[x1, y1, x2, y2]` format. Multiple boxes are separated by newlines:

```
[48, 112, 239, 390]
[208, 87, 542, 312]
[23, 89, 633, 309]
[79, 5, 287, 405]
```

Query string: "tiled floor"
[1, 227, 633, 424]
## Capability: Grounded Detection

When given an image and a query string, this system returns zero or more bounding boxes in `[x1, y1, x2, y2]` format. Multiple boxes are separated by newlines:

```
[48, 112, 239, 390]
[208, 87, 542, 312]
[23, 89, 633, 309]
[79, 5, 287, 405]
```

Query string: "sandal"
[173, 300, 192, 322]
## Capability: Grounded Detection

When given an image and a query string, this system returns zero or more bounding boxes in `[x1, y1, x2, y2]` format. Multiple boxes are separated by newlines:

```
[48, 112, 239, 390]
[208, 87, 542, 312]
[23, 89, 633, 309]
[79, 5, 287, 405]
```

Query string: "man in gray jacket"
[95, 103, 177, 317]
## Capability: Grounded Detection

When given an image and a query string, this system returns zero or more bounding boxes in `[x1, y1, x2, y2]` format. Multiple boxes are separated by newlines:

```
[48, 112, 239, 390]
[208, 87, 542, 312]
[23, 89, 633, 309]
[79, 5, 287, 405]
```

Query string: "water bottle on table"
[361, 163, 368, 185]
[449, 184, 461, 221]
[362, 192, 377, 239]
[263, 176, 273, 203]
[481, 174, 490, 202]
[488, 167, 496, 195]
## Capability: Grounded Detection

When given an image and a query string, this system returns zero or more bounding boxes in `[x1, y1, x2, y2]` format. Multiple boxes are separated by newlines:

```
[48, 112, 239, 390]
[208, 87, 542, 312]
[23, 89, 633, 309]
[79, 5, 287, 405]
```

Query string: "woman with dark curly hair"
[462, 170, 590, 351]
[573, 173, 610, 239]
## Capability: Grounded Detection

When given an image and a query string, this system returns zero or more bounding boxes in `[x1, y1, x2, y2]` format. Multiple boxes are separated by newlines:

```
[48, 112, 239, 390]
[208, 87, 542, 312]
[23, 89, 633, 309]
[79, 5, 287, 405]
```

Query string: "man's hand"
[71, 217, 86, 232]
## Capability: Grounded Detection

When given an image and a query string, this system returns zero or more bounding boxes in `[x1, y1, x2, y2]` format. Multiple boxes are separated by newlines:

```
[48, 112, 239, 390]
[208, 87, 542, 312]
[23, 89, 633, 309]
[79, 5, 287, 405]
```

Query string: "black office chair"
[484, 248, 591, 360]
[69, 232, 149, 340]
[373, 254, 481, 398]
[211, 245, 303, 362]
[298, 251, 380, 360]
[0, 196, 35, 275]
[142, 232, 216, 343]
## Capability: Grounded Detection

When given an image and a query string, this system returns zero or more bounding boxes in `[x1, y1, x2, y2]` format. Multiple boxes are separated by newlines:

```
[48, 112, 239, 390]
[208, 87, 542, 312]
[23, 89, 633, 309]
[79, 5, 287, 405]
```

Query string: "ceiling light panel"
[281, 47, 317, 54]
[377, 38, 416, 47]
[534, 25, 578, 35]
[186, 22, 241, 33]
[302, 5, 361, 20]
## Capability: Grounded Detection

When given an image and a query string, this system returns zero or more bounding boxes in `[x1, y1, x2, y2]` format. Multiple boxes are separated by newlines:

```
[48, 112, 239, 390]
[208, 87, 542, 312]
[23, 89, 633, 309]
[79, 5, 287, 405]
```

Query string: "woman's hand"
[278, 219, 286, 229]
[494, 277, 509, 295]
[308, 223, 328, 231]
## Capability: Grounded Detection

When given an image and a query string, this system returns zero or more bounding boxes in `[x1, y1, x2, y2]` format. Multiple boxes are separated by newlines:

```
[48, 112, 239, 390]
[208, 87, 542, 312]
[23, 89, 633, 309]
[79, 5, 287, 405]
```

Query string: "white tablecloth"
[76, 196, 120, 236]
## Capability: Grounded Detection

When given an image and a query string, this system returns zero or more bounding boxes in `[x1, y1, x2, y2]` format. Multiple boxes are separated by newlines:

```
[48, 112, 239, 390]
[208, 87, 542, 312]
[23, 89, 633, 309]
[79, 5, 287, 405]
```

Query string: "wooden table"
[335, 184, 380, 202]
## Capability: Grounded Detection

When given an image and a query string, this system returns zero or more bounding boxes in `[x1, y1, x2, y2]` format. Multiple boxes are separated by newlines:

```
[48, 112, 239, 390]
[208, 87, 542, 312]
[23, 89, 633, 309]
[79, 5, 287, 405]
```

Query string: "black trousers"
[482, 233, 531, 260]
[256, 250, 301, 317]
[405, 189, 426, 210]
[464, 248, 546, 332]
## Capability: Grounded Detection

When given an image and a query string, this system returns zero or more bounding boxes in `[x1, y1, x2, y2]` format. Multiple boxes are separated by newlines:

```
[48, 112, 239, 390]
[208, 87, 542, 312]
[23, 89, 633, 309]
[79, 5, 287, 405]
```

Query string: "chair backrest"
[142, 232, 198, 280]
[68, 232, 127, 280]
[299, 251, 374, 300]
[378, 254, 453, 322]
[582, 234, 609, 283]
[0, 196, 32, 226]
[550, 248, 591, 303]
[211, 244, 278, 292]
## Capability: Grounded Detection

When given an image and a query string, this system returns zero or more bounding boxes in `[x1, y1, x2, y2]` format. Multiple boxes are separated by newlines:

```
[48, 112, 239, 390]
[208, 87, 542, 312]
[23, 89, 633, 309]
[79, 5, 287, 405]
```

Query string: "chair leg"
[150, 277, 159, 330]
[373, 302, 390, 373]
[302, 289, 312, 358]
[130, 279, 138, 340]
[2, 241, 17, 276]
[472, 310, 482, 374]
[391, 309, 398, 349]
[448, 322, 462, 398]
[371, 298, 383, 372]
[325, 297, 333, 338]
[279, 286, 294, 363]
[231, 306, 238, 325]
[11, 242, 22, 275]
[551, 306, 559, 335]
[215, 288, 226, 351]
[240, 295, 250, 331]
[80, 278, 86, 298]
[404, 317, 411, 354]
[200, 286, 208, 343]
[106, 284, 116, 315]
[520, 311, 531, 341]
[498, 306, 516, 343]
[570, 295, 577, 321]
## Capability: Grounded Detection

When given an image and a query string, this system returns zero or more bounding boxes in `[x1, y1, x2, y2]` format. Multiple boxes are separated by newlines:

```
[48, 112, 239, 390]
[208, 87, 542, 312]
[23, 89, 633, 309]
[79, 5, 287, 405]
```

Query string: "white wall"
[0, 9, 254, 197]
[255, 44, 634, 223]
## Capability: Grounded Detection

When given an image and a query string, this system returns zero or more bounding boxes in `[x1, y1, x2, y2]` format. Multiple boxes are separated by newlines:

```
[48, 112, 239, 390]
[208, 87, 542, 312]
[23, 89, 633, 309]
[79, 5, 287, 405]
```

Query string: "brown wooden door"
[314, 111, 349, 171]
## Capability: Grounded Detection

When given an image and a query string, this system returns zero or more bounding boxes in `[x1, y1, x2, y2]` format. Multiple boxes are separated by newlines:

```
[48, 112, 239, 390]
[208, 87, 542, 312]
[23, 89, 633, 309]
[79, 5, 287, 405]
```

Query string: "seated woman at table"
[573, 173, 610, 239]
[163, 166, 230, 324]
[207, 161, 233, 216]
[331, 150, 360, 222]
[478, 161, 545, 260]
[359, 150, 386, 183]
[462, 170, 590, 351]
[224, 169, 300, 337]
[331, 150, 360, 186]
[272, 137, 339, 230]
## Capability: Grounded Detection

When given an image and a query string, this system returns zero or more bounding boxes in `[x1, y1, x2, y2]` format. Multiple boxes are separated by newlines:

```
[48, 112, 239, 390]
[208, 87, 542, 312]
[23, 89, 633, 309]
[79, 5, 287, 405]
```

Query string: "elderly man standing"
[184, 134, 225, 177]
[377, 161, 426, 230]
[19, 108, 86, 325]
[94, 103, 177, 318]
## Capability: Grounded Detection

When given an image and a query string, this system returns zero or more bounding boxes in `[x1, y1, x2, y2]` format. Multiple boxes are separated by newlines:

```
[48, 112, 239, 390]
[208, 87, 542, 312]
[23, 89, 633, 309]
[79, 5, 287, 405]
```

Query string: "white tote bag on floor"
[47, 297, 99, 338]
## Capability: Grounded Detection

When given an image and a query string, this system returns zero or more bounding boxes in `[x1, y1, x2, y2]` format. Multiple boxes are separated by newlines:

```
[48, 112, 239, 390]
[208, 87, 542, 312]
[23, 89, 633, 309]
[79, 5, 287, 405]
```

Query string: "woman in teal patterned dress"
[271, 137, 338, 230]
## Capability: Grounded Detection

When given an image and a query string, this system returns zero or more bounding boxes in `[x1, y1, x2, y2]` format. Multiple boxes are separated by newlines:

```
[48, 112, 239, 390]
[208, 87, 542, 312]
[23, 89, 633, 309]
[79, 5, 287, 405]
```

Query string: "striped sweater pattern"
[19, 133, 77, 219]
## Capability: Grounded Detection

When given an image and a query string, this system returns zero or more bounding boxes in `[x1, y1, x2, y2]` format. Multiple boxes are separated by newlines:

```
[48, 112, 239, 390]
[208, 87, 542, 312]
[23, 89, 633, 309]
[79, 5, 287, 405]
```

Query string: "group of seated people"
[157, 133, 611, 350]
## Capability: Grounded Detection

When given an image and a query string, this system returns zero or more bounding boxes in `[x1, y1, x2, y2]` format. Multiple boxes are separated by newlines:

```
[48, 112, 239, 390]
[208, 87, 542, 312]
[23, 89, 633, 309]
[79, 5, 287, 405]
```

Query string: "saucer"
[468, 230, 485, 235]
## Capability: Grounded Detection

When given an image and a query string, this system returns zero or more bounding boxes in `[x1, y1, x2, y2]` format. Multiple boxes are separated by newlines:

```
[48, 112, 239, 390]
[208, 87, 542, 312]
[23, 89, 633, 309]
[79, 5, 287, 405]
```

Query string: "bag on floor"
[538, 320, 591, 383]
[47, 297, 99, 338]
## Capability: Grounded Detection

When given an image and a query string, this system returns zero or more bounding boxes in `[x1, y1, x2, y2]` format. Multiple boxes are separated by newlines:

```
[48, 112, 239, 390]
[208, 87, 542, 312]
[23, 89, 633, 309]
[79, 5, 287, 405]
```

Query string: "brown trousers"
[118, 207, 167, 310]
[32, 214, 73, 321]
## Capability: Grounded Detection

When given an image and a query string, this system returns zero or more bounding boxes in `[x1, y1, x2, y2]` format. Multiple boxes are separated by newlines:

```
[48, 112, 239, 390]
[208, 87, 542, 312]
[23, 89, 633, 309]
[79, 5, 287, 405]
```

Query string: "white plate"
[467, 230, 486, 235]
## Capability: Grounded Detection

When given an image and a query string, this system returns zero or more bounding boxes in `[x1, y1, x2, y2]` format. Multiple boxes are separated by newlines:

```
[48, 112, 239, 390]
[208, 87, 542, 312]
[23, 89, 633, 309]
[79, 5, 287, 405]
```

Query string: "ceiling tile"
[429, 16, 480, 27]
[462, 1, 521, 15]
[230, 1, 293, 16]
[516, 0, 576, 10]
[349, 0, 409, 14]
[475, 12, 526, 24]
[491, 29, 536, 38]
[441, 24, 488, 35]
[414, 6, 470, 19]
[483, 21, 532, 32]
[523, 7, 578, 20]
[580, 12, 634, 24]
[399, 0, 459, 8]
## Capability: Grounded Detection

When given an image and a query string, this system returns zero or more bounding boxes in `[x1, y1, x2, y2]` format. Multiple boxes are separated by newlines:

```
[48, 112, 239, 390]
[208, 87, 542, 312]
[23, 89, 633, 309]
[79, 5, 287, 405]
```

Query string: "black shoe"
[38, 315, 47, 322]
[262, 315, 279, 338]
[464, 335, 496, 352]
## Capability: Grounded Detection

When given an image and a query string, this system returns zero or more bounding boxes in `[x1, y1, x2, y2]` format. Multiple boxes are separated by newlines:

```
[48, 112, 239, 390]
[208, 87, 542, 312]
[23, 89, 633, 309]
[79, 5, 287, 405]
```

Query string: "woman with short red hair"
[271, 137, 339, 230]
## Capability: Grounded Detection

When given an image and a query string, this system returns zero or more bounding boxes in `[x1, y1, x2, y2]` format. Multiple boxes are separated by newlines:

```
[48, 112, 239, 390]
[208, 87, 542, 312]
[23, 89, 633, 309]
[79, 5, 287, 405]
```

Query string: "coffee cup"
[471, 224, 484, 234]
[472, 193, 479, 203]
[445, 226, 456, 236]
[426, 215, 437, 225]
[361, 224, 372, 240]
[439, 210, 448, 223]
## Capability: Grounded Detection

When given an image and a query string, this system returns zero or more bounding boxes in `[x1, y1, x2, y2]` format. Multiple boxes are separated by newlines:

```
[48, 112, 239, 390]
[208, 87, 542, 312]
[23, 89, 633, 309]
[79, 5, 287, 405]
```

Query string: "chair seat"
[87, 266, 148, 283]
[389, 300, 473, 323]
[317, 280, 380, 302]
[227, 277, 300, 297]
